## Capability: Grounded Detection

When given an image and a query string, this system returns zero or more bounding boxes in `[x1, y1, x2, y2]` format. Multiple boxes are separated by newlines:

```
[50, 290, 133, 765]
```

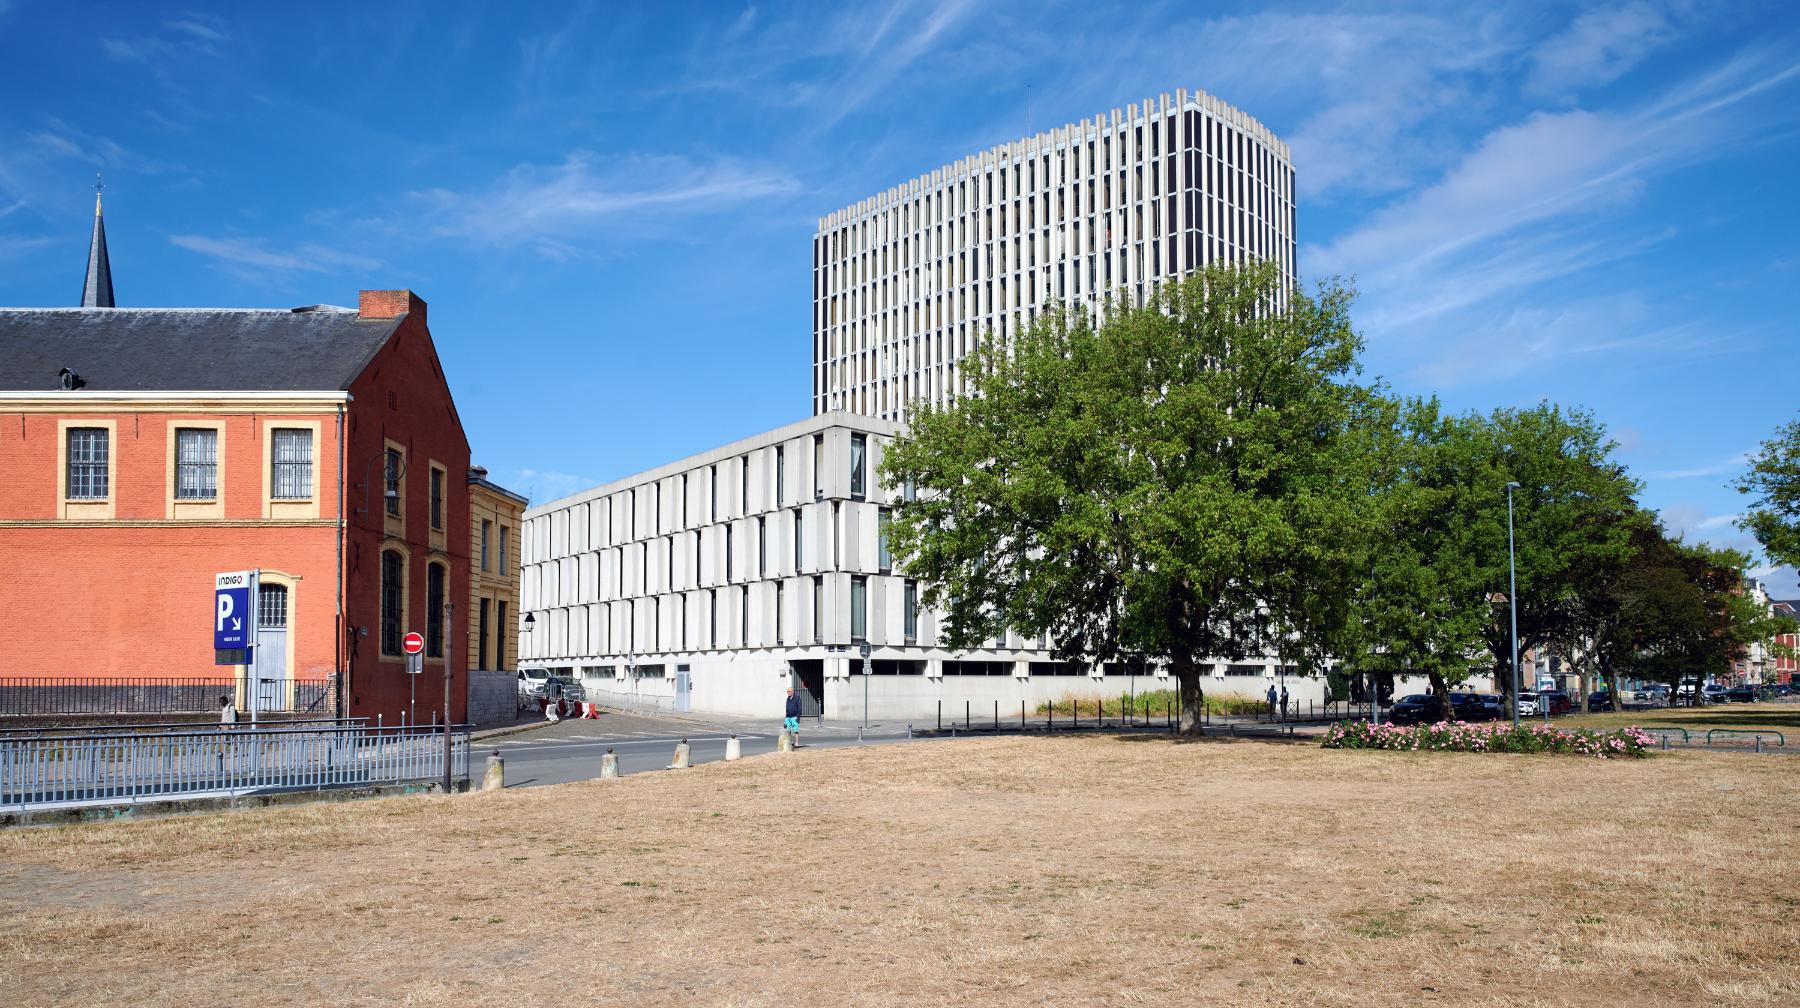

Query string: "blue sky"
[2, 1, 1798, 582]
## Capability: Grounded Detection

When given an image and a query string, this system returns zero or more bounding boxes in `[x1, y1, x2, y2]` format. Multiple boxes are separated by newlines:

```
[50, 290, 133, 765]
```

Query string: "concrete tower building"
[812, 89, 1295, 422]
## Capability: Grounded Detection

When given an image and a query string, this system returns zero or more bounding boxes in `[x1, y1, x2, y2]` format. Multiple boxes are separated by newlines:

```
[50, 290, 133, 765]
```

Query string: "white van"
[517, 666, 551, 701]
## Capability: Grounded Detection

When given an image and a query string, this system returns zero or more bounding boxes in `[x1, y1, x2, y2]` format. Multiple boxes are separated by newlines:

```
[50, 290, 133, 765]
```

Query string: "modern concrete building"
[812, 88, 1295, 422]
[518, 415, 1403, 722]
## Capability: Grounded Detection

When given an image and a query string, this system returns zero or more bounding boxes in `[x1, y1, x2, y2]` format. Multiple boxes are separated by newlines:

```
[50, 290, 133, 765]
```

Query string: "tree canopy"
[1735, 416, 1800, 569]
[879, 261, 1386, 734]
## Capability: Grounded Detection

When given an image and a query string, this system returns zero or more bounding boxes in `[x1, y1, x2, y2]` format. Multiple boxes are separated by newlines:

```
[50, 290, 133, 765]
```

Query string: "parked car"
[1516, 692, 1540, 717]
[1587, 690, 1617, 712]
[1447, 692, 1497, 721]
[1389, 694, 1452, 725]
[1771, 683, 1795, 698]
[1637, 685, 1671, 706]
[517, 667, 551, 701]
[1468, 693, 1504, 720]
[1539, 690, 1575, 715]
[1725, 685, 1760, 703]
[1702, 683, 1728, 704]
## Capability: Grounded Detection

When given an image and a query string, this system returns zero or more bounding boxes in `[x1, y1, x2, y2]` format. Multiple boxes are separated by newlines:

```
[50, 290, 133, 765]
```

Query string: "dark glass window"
[380, 551, 404, 655]
[426, 563, 445, 658]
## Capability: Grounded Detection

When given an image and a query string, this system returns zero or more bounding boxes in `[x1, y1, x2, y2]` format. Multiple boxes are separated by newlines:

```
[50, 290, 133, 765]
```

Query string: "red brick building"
[0, 288, 472, 725]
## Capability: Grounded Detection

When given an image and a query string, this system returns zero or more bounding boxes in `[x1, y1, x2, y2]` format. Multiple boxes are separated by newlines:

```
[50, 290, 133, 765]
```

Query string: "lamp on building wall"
[522, 612, 535, 659]
[355, 451, 405, 516]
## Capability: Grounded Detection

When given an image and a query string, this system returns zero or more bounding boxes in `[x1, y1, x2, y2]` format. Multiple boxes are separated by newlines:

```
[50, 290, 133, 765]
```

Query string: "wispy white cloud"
[169, 235, 382, 278]
[412, 152, 802, 257]
[1308, 47, 1800, 387]
[1526, 1, 1679, 98]
[1642, 452, 1751, 480]
[509, 468, 596, 505]
[165, 17, 227, 46]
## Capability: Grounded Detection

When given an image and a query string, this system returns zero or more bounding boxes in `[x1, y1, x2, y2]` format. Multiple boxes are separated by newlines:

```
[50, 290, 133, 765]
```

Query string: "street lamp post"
[1505, 481, 1522, 729]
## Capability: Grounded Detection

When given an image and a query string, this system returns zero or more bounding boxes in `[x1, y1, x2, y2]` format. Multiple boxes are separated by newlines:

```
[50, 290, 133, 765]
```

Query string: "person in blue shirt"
[784, 688, 802, 740]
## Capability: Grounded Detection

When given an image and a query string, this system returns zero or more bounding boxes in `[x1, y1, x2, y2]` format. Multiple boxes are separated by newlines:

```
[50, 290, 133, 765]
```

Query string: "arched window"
[426, 562, 446, 658]
[381, 550, 404, 655]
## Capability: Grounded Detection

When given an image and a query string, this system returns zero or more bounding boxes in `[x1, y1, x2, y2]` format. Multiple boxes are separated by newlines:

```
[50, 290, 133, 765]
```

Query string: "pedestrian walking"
[1265, 683, 1277, 721]
[1280, 685, 1290, 721]
[219, 694, 239, 727]
[784, 687, 802, 745]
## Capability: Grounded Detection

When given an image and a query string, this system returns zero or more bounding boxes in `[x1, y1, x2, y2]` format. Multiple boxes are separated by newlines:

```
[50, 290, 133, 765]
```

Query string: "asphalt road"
[477, 710, 926, 788]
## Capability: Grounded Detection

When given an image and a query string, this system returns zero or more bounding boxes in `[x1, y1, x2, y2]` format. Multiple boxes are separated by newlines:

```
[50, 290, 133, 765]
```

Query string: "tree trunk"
[1426, 671, 1453, 721]
[1577, 666, 1592, 713]
[1495, 653, 1515, 710]
[1174, 653, 1205, 736]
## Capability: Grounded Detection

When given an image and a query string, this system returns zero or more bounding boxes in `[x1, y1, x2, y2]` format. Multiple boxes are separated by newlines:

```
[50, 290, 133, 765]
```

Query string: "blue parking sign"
[215, 570, 257, 650]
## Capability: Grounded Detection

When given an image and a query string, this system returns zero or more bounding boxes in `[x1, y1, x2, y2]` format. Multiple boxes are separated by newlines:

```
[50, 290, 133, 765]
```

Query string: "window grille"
[257, 584, 289, 628]
[381, 551, 404, 654]
[271, 429, 313, 498]
[175, 429, 217, 499]
[66, 428, 109, 499]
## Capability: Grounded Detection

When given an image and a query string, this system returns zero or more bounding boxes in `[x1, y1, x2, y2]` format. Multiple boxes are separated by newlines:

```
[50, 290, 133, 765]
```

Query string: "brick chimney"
[358, 289, 425, 321]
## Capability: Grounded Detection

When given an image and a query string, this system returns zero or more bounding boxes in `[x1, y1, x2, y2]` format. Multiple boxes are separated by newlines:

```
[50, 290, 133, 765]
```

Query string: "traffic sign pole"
[860, 642, 872, 731]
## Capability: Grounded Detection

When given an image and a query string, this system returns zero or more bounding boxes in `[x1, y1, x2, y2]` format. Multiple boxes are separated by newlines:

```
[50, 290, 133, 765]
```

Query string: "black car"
[1587, 690, 1617, 712]
[1390, 693, 1482, 725]
[1447, 692, 1497, 721]
[1725, 685, 1759, 703]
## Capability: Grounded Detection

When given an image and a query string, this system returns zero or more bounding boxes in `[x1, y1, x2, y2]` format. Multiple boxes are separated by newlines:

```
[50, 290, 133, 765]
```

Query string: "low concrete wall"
[468, 670, 518, 729]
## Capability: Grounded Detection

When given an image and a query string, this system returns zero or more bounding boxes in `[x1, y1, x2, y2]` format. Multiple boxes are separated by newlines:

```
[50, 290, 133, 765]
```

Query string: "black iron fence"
[0, 677, 335, 717]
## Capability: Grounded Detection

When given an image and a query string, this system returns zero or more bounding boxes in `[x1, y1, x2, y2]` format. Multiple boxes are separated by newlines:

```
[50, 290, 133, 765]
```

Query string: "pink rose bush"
[1322, 719, 1658, 758]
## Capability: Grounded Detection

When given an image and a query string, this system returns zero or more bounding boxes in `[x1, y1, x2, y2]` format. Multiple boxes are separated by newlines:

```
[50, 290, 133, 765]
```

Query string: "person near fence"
[545, 678, 563, 722]
[1280, 685, 1290, 721]
[783, 688, 802, 741]
[1266, 684, 1277, 721]
[219, 695, 238, 727]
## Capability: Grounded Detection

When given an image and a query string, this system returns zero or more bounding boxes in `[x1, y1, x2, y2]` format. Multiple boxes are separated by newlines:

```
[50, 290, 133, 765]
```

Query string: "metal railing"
[0, 676, 334, 716]
[1, 722, 467, 811]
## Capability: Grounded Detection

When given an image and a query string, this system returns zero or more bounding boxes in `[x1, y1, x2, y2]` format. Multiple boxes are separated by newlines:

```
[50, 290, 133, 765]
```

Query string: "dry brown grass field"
[1, 735, 1796, 1007]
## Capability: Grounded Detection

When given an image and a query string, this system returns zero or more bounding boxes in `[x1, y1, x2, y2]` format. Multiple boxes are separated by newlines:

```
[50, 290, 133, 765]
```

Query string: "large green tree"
[1735, 416, 1800, 568]
[879, 262, 1386, 733]
[1346, 401, 1641, 718]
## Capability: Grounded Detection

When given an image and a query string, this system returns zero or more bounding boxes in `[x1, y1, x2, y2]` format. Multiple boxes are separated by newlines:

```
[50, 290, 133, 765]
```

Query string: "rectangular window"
[710, 464, 718, 521]
[903, 475, 916, 502]
[813, 433, 824, 495]
[380, 551, 404, 655]
[384, 448, 402, 517]
[904, 579, 917, 642]
[814, 575, 824, 643]
[741, 455, 750, 514]
[478, 598, 491, 670]
[878, 507, 892, 574]
[850, 575, 868, 643]
[175, 428, 217, 499]
[271, 428, 313, 499]
[832, 501, 841, 568]
[726, 525, 734, 582]
[740, 586, 749, 645]
[758, 516, 767, 578]
[499, 527, 510, 575]
[426, 563, 445, 658]
[794, 509, 804, 571]
[66, 428, 109, 499]
[849, 434, 867, 499]
[481, 520, 492, 571]
[776, 445, 785, 505]
[709, 588, 718, 647]
[497, 602, 508, 667]
[429, 468, 444, 529]
[776, 582, 785, 645]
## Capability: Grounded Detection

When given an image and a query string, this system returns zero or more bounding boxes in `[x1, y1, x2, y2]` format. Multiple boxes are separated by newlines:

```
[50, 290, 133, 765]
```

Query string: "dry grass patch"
[1, 736, 1797, 1007]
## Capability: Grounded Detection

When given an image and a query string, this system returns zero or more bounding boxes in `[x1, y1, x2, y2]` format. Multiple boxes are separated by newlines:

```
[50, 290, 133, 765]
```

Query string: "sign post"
[215, 569, 260, 724]
[403, 631, 424, 725]
[443, 601, 454, 795]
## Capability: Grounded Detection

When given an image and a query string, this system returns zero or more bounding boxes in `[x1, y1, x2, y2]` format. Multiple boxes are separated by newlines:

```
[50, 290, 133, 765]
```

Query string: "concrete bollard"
[725, 735, 741, 761]
[481, 750, 504, 792]
[777, 729, 793, 752]
[599, 747, 620, 778]
[667, 738, 691, 769]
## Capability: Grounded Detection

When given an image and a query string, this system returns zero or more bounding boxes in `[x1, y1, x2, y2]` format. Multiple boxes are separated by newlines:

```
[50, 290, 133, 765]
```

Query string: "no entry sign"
[402, 631, 425, 655]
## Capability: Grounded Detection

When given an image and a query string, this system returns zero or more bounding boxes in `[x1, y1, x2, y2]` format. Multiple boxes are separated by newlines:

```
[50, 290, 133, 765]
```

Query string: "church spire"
[81, 174, 115, 308]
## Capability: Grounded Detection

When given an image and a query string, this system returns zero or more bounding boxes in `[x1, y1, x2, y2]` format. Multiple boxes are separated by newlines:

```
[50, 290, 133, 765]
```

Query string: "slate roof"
[0, 307, 402, 392]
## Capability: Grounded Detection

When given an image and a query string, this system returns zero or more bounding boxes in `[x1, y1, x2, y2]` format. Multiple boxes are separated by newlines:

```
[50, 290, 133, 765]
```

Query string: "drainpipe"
[336, 397, 350, 718]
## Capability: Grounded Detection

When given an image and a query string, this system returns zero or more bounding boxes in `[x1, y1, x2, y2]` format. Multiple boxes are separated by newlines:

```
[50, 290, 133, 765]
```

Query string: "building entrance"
[788, 659, 823, 716]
